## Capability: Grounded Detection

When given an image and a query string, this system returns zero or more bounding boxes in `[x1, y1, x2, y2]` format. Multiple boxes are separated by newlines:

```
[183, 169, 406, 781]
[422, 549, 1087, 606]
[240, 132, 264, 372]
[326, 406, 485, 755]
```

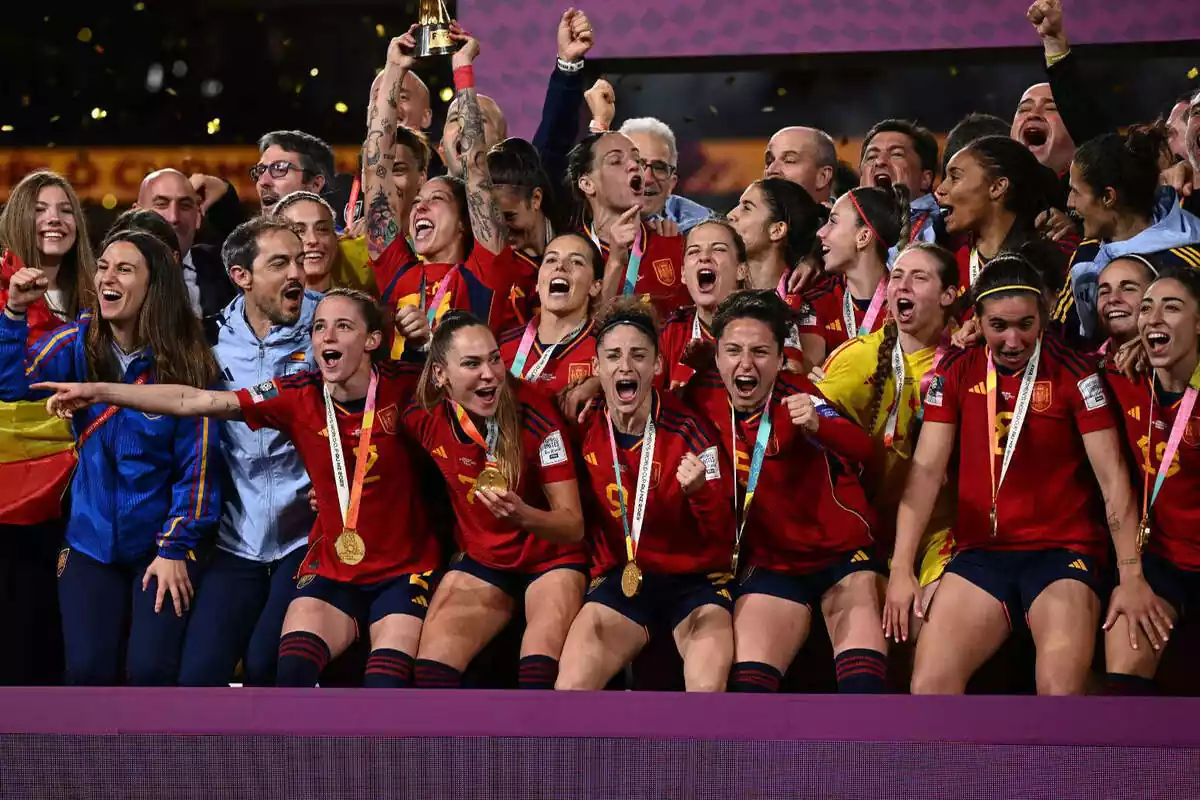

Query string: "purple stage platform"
[2, 690, 1198, 798]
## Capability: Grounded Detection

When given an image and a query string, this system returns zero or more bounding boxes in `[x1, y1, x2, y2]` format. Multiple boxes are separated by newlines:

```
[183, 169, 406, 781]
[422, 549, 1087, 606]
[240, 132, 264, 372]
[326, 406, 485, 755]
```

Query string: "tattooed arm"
[364, 27, 419, 261]
[449, 25, 508, 255]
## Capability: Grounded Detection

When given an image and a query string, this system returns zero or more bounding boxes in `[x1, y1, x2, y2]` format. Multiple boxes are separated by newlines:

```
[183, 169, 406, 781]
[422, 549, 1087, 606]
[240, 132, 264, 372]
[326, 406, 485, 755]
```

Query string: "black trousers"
[0, 518, 66, 685]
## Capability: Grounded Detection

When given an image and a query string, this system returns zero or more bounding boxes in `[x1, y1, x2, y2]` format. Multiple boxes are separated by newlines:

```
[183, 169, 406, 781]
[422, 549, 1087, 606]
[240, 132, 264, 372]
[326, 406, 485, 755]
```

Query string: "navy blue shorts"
[737, 549, 884, 608]
[448, 552, 589, 602]
[294, 571, 435, 630]
[944, 548, 1101, 626]
[584, 565, 734, 633]
[1141, 552, 1200, 618]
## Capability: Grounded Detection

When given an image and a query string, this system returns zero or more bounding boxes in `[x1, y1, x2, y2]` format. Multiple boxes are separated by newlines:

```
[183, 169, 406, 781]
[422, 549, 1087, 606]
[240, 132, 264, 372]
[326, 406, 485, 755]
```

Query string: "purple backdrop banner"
[460, 0, 1200, 139]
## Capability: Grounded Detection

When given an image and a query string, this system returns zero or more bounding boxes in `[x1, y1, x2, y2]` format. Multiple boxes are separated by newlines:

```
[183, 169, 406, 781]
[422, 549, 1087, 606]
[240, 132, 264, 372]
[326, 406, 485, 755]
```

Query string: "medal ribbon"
[605, 406, 657, 562]
[1143, 373, 1200, 524]
[452, 401, 499, 466]
[731, 400, 773, 554]
[885, 335, 951, 446]
[843, 278, 887, 338]
[586, 221, 645, 297]
[689, 310, 714, 344]
[969, 247, 984, 286]
[776, 271, 789, 301]
[509, 315, 587, 380]
[985, 338, 1042, 534]
[76, 371, 151, 449]
[420, 264, 461, 326]
[323, 369, 379, 533]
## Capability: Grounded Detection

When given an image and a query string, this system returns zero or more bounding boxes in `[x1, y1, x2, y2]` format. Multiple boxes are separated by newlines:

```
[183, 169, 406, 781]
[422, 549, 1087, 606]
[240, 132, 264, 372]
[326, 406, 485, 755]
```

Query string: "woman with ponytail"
[803, 186, 910, 367]
[883, 255, 1161, 695]
[406, 310, 587, 690]
[33, 288, 443, 688]
[1053, 127, 1200, 349]
[819, 243, 961, 634]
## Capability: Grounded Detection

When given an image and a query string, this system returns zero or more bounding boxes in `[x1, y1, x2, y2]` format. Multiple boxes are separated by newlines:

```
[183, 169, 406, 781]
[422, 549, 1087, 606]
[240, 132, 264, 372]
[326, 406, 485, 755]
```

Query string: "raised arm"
[532, 10, 594, 183]
[448, 24, 508, 255]
[1, 277, 83, 401]
[33, 381, 243, 422]
[364, 28, 419, 261]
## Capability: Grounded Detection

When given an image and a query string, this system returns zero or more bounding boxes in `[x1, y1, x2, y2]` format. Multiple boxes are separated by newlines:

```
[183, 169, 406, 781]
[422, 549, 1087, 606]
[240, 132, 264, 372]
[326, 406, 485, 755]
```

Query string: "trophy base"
[417, 23, 456, 57]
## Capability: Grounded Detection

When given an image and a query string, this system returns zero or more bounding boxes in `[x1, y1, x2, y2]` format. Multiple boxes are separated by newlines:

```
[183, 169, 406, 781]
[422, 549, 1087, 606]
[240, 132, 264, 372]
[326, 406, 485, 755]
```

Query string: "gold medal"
[990, 505, 998, 537]
[476, 465, 508, 494]
[1136, 517, 1151, 553]
[335, 530, 366, 566]
[621, 561, 643, 598]
[730, 548, 740, 577]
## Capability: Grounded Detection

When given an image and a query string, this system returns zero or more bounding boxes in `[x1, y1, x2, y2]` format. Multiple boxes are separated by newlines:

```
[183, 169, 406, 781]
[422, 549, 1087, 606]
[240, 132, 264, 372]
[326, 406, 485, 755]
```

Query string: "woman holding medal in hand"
[884, 255, 1161, 695]
[404, 311, 587, 690]
[556, 298, 736, 692]
[1101, 267, 1199, 694]
[35, 288, 444, 688]
[681, 291, 887, 693]
[498, 232, 603, 394]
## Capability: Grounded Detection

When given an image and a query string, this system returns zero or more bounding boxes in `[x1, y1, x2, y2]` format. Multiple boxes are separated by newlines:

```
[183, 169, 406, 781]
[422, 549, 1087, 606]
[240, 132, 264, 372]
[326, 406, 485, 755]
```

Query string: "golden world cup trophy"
[417, 0, 457, 57]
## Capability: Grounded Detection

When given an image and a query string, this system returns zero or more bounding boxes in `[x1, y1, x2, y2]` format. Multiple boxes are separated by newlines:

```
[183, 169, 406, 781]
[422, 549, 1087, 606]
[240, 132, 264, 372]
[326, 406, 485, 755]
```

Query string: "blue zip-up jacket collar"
[209, 291, 320, 563]
[0, 311, 220, 564]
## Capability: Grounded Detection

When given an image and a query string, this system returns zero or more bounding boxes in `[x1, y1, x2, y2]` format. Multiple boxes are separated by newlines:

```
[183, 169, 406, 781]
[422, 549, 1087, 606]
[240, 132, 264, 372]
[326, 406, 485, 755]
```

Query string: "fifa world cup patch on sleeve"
[925, 375, 945, 408]
[784, 323, 802, 350]
[249, 380, 279, 403]
[795, 303, 818, 328]
[1077, 374, 1107, 411]
[699, 445, 721, 480]
[539, 430, 568, 467]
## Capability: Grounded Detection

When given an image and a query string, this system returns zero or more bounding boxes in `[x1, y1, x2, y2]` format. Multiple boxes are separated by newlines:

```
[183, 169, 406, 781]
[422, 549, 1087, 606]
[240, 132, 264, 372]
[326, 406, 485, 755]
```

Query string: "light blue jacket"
[655, 194, 715, 234]
[209, 291, 321, 563]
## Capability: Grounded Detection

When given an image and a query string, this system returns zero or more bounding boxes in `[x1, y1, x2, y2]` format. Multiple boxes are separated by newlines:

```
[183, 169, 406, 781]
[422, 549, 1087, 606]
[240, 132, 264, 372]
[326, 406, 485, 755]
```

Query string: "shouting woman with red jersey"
[885, 255, 1156, 695]
[803, 186, 910, 367]
[406, 311, 586, 690]
[499, 232, 603, 395]
[566, 132, 689, 318]
[682, 291, 887, 693]
[366, 26, 535, 358]
[37, 289, 444, 688]
[1102, 267, 1199, 694]
[556, 299, 736, 692]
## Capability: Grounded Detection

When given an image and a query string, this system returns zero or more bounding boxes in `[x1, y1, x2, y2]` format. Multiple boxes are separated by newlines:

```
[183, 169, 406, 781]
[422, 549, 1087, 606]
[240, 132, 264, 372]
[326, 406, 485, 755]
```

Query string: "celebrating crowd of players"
[2, 0, 1200, 695]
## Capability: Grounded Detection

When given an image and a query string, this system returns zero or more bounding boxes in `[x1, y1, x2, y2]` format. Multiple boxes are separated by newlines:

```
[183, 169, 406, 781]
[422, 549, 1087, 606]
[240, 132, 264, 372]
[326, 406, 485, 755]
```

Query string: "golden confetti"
[949, 65, 959, 77]
[334, 102, 349, 113]
[295, 83, 304, 95]
[310, 67, 319, 77]
[376, 23, 386, 37]
[0, 125, 13, 133]
[1189, 67, 1199, 80]
[77, 27, 93, 43]
[776, 88, 787, 97]
[134, 2, 145, 10]
[49, 115, 60, 122]
[101, 194, 118, 210]
[439, 87, 453, 102]
[90, 107, 107, 120]
[761, 106, 775, 113]
[165, 87, 178, 96]
[206, 118, 221, 135]
[21, 95, 30, 107]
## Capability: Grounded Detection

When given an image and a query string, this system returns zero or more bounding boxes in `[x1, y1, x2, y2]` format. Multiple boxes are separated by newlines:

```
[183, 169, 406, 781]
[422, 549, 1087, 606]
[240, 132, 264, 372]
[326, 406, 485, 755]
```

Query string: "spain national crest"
[652, 258, 676, 286]
[568, 362, 592, 384]
[1032, 381, 1053, 413]
[1185, 417, 1200, 448]
[649, 461, 662, 489]
[377, 404, 398, 435]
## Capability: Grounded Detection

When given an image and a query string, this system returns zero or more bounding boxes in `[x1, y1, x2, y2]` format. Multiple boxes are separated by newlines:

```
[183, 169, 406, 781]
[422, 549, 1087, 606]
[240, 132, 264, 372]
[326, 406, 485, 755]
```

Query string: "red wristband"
[453, 65, 475, 91]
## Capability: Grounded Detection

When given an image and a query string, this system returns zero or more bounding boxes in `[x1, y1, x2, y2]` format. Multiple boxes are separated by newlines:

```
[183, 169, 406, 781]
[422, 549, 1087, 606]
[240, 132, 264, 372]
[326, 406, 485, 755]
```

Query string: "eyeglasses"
[249, 160, 308, 182]
[641, 159, 677, 181]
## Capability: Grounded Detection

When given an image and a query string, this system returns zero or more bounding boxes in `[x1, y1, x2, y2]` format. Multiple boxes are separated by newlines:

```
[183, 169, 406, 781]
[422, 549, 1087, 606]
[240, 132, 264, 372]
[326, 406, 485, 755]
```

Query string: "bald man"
[440, 93, 508, 178]
[763, 126, 837, 204]
[134, 168, 235, 318]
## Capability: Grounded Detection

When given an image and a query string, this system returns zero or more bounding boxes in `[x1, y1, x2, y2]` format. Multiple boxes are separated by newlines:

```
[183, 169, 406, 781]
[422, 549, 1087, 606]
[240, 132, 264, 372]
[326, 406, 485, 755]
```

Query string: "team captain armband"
[248, 380, 279, 404]
[539, 430, 569, 467]
[1077, 374, 1107, 411]
[698, 445, 721, 480]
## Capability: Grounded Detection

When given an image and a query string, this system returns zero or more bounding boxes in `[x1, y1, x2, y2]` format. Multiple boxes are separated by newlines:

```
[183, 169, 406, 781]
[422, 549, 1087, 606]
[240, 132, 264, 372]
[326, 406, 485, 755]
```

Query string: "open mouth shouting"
[871, 169, 894, 190]
[629, 173, 644, 196]
[98, 286, 124, 315]
[474, 384, 499, 411]
[259, 189, 280, 210]
[281, 281, 305, 312]
[319, 347, 344, 374]
[548, 277, 571, 297]
[894, 296, 916, 325]
[1145, 329, 1172, 360]
[938, 203, 956, 230]
[614, 377, 639, 404]
[413, 217, 436, 245]
[1018, 118, 1050, 152]
[696, 268, 718, 293]
[732, 373, 759, 400]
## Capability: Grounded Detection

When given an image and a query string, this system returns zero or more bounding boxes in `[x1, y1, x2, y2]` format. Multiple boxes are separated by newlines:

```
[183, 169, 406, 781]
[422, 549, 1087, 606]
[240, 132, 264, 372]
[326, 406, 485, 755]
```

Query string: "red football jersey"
[401, 380, 586, 572]
[371, 237, 537, 357]
[681, 368, 876, 572]
[236, 362, 442, 584]
[659, 305, 807, 391]
[922, 335, 1116, 557]
[1104, 365, 1200, 571]
[498, 315, 597, 395]
[797, 276, 888, 355]
[585, 221, 690, 320]
[572, 390, 735, 576]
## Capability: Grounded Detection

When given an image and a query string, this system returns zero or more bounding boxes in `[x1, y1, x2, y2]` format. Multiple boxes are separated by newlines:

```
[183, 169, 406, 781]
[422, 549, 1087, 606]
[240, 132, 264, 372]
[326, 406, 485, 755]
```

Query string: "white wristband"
[556, 57, 584, 73]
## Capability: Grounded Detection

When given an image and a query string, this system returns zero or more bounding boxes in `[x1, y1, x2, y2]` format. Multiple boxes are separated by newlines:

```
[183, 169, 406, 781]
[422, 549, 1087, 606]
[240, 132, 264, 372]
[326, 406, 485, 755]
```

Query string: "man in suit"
[136, 168, 236, 319]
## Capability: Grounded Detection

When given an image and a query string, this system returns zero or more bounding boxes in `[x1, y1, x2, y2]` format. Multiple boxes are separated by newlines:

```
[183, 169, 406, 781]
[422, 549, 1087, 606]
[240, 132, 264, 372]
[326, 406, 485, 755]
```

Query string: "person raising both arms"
[556, 298, 736, 692]
[365, 24, 536, 358]
[1101, 267, 1200, 695]
[802, 186, 911, 368]
[682, 290, 887, 693]
[3, 230, 220, 685]
[499, 233, 603, 395]
[566, 132, 690, 318]
[404, 311, 587, 689]
[36, 289, 443, 689]
[884, 255, 1165, 695]
[819, 244, 962, 643]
